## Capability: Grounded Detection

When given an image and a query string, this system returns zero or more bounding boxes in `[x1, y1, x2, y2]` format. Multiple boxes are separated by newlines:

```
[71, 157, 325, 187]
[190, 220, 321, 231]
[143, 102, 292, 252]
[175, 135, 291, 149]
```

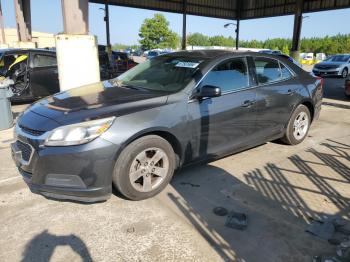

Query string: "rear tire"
[281, 104, 311, 145]
[112, 135, 175, 200]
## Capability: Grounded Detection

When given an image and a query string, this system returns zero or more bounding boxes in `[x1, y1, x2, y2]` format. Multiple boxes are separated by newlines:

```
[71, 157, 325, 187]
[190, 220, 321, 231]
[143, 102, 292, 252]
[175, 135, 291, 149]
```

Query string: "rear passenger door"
[187, 56, 257, 160]
[29, 52, 59, 97]
[252, 56, 299, 139]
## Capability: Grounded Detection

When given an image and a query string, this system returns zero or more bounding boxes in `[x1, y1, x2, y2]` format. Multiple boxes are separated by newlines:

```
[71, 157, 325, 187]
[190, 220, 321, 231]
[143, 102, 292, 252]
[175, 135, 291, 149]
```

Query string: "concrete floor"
[0, 77, 349, 262]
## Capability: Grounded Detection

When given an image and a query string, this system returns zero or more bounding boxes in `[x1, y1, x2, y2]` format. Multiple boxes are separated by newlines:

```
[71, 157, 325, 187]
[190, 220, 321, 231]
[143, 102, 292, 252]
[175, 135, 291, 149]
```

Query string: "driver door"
[29, 52, 59, 97]
[187, 57, 257, 161]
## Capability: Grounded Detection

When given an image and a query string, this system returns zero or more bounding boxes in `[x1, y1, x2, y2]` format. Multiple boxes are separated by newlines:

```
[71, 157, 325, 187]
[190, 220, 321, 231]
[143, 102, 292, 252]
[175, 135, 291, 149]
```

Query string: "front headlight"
[44, 117, 115, 146]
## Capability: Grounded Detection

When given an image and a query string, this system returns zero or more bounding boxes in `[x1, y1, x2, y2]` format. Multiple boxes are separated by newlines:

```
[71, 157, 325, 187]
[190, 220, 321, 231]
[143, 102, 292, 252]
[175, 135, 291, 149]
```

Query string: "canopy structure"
[11, 0, 350, 59]
[88, 0, 350, 55]
[90, 0, 350, 20]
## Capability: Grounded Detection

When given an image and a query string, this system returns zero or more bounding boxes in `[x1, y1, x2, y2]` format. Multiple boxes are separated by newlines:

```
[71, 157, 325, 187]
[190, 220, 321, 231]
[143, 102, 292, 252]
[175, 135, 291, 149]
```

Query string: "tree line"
[188, 33, 350, 55]
[114, 13, 350, 55]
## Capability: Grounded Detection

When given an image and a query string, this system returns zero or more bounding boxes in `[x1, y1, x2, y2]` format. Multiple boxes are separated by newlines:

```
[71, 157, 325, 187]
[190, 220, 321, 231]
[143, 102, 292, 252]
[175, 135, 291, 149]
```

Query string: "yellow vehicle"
[300, 53, 314, 65]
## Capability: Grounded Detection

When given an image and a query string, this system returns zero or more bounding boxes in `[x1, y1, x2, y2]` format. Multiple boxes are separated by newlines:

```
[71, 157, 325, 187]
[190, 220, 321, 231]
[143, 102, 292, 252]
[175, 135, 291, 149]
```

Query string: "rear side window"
[254, 57, 293, 84]
[200, 57, 249, 93]
[33, 54, 57, 67]
[280, 62, 293, 79]
[254, 57, 281, 84]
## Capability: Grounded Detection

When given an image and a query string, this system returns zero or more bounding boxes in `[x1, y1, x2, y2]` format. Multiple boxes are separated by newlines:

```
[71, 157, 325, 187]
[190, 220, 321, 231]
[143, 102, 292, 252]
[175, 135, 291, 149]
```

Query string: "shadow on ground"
[21, 230, 92, 262]
[169, 138, 350, 261]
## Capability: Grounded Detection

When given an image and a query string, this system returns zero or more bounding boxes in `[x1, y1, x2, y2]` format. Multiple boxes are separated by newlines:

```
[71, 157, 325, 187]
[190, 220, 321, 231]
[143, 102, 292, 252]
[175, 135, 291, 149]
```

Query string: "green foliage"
[112, 43, 140, 51]
[282, 45, 290, 56]
[209, 35, 234, 46]
[186, 33, 350, 55]
[138, 14, 180, 50]
[187, 33, 210, 46]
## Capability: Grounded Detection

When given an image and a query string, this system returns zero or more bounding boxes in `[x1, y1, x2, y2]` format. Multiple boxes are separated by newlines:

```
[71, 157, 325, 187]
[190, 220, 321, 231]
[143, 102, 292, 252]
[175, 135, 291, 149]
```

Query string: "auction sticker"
[175, 61, 200, 68]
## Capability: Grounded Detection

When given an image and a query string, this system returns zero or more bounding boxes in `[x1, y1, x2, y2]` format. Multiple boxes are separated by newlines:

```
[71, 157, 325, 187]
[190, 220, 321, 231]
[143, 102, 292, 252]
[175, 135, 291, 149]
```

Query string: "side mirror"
[192, 85, 221, 99]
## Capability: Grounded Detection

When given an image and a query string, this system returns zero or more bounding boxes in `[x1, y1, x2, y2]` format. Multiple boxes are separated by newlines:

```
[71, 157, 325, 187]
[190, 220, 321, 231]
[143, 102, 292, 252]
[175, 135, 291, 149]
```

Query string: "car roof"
[165, 49, 286, 60]
[0, 48, 55, 54]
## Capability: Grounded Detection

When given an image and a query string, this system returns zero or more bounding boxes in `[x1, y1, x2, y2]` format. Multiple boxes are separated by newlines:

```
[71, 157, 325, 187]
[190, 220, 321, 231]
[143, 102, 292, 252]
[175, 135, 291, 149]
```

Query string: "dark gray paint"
[12, 50, 323, 202]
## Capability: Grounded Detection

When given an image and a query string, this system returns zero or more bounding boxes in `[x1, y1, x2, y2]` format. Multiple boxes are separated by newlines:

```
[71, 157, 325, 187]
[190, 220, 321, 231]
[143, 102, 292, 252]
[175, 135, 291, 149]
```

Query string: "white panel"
[55, 34, 100, 91]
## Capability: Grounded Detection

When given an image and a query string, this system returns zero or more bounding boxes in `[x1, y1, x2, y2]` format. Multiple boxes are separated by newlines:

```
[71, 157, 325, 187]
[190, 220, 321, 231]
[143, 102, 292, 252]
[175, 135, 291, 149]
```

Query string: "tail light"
[316, 76, 324, 87]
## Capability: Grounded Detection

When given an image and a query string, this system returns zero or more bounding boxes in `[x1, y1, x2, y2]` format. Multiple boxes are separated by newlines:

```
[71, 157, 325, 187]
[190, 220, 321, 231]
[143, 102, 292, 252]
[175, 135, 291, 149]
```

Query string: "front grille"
[16, 140, 33, 162]
[19, 125, 45, 136]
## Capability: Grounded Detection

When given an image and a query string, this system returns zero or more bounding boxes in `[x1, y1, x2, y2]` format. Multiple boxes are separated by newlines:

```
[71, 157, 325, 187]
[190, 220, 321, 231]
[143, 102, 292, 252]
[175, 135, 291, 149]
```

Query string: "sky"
[2, 0, 350, 45]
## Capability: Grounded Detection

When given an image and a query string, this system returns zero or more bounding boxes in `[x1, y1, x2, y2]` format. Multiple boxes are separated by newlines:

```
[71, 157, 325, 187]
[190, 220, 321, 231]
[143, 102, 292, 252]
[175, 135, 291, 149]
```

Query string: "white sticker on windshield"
[175, 61, 200, 68]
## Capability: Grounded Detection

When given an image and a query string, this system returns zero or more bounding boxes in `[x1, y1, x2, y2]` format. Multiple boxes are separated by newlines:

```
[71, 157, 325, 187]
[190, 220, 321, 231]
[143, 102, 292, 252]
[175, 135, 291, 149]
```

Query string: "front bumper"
[312, 68, 341, 76]
[11, 125, 119, 203]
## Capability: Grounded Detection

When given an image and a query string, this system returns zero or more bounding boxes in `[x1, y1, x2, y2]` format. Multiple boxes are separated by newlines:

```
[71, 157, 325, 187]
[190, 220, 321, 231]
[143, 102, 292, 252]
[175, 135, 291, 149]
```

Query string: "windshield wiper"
[121, 84, 148, 91]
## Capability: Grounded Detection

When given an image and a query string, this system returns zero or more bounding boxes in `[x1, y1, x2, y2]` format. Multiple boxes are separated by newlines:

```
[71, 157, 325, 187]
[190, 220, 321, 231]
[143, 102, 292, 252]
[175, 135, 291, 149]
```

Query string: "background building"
[0, 28, 55, 49]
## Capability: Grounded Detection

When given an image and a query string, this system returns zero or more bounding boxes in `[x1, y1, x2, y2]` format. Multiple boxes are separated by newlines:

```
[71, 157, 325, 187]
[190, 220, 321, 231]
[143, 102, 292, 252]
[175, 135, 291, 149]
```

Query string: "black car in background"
[0, 49, 59, 102]
[12, 50, 323, 202]
[1, 48, 118, 101]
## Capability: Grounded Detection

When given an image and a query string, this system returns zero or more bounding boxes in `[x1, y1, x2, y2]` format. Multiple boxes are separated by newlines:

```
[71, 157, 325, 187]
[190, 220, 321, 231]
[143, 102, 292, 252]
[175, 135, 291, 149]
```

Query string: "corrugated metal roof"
[90, 0, 350, 20]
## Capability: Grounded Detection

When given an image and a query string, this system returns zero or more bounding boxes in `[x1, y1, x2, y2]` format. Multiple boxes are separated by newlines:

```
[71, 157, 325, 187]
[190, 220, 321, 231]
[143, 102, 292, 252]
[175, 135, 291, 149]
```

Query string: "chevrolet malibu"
[312, 54, 350, 78]
[11, 50, 323, 202]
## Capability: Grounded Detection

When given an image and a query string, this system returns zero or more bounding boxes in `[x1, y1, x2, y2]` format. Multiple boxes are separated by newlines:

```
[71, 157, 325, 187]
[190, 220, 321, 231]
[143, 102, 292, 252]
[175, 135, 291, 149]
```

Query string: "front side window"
[33, 54, 57, 67]
[200, 57, 249, 93]
[280, 62, 293, 79]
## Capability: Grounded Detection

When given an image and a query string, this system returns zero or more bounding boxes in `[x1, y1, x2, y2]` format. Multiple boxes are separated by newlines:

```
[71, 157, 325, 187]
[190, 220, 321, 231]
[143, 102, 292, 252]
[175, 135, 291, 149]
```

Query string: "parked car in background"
[315, 53, 327, 63]
[98, 49, 117, 80]
[0, 47, 122, 102]
[301, 53, 314, 65]
[312, 54, 350, 78]
[259, 49, 282, 55]
[112, 51, 138, 75]
[147, 50, 161, 59]
[0, 48, 59, 102]
[12, 50, 322, 202]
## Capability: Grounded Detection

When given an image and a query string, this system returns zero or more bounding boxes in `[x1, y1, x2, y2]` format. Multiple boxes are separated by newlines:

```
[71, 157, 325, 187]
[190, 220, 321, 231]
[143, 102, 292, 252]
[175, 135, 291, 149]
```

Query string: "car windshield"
[329, 55, 350, 62]
[148, 51, 159, 56]
[114, 56, 205, 92]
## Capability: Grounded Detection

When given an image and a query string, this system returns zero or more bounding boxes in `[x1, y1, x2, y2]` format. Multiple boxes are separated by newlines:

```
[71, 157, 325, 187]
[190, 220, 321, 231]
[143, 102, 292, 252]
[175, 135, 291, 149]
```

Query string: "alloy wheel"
[129, 147, 169, 193]
[293, 111, 309, 140]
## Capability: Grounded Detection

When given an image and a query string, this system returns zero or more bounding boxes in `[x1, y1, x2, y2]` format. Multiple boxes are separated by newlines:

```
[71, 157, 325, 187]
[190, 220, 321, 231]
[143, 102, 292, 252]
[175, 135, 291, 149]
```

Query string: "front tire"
[341, 68, 348, 78]
[113, 135, 176, 200]
[281, 105, 311, 145]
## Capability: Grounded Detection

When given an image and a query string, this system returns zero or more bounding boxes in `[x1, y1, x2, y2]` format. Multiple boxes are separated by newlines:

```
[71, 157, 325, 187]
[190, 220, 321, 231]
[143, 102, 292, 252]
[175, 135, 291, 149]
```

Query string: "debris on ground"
[225, 211, 248, 230]
[309, 216, 350, 262]
[306, 216, 349, 242]
[213, 207, 228, 216]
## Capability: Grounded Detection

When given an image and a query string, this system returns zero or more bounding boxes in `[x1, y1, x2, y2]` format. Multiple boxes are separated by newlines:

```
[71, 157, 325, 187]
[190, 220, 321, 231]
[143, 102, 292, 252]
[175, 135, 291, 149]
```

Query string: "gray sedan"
[312, 54, 350, 78]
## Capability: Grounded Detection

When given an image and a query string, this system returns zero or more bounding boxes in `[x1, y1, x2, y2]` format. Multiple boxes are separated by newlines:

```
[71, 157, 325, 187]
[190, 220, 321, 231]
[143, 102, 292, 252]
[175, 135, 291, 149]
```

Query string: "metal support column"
[235, 19, 240, 50]
[235, 0, 241, 50]
[0, 1, 6, 44]
[291, 0, 304, 60]
[181, 0, 187, 50]
[104, 1, 111, 54]
[14, 0, 32, 42]
[61, 0, 89, 34]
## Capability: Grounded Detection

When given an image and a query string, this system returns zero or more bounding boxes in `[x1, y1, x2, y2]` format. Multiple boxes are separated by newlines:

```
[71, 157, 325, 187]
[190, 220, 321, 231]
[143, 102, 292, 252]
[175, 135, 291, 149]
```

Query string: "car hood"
[25, 80, 169, 130]
[316, 61, 344, 67]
